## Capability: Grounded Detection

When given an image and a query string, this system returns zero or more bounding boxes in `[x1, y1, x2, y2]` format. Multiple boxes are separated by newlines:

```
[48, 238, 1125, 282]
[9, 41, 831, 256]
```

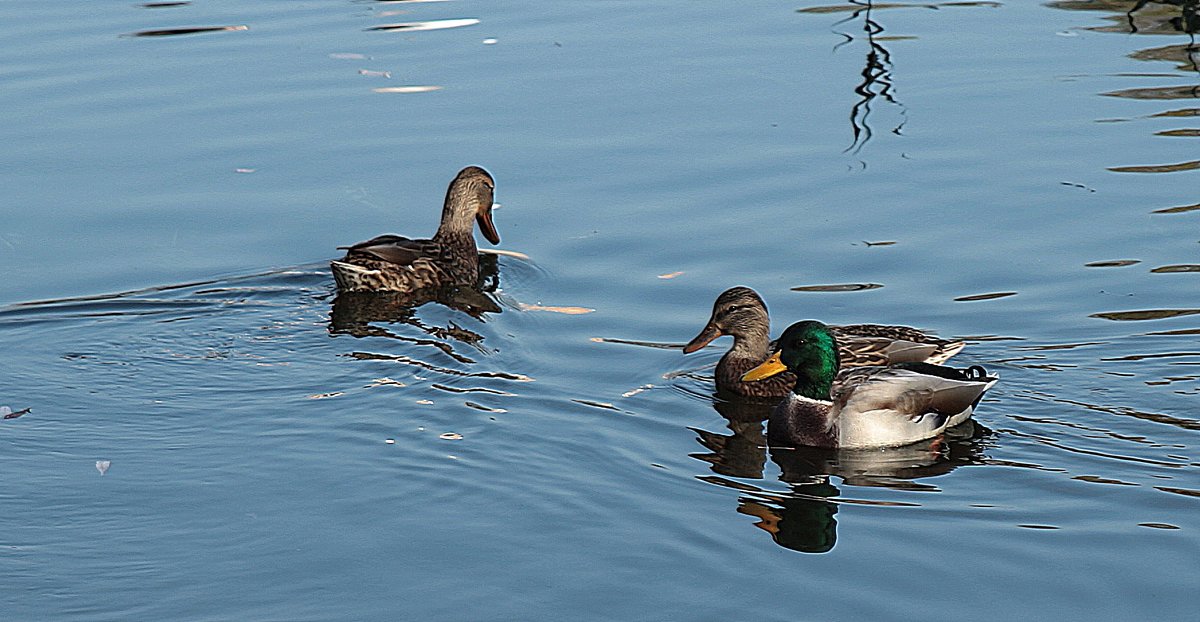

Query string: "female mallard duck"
[331, 166, 500, 293]
[683, 287, 965, 399]
[742, 320, 997, 449]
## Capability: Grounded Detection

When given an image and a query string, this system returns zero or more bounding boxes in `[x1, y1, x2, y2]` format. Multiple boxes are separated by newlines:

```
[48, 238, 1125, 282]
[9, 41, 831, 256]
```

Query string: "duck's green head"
[741, 320, 840, 399]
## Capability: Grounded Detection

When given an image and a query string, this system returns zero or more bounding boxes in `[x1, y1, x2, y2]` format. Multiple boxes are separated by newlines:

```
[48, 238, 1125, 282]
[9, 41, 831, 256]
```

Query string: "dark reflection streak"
[1010, 414, 1155, 445]
[346, 351, 530, 381]
[1129, 0, 1200, 72]
[338, 324, 476, 364]
[1039, 437, 1185, 467]
[833, 1, 907, 154]
[1055, 395, 1200, 431]
[1102, 351, 1200, 361]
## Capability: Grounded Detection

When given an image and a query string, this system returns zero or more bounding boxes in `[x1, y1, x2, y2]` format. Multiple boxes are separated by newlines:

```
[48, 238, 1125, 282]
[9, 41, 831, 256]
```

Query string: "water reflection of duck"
[742, 320, 997, 449]
[331, 166, 500, 294]
[690, 399, 773, 479]
[683, 287, 964, 400]
[330, 254, 501, 341]
[735, 425, 988, 554]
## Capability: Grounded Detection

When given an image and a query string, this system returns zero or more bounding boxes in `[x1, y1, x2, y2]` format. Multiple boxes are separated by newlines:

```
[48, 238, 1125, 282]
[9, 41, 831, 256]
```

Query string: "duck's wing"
[833, 364, 995, 420]
[833, 324, 966, 366]
[340, 235, 439, 266]
[829, 364, 997, 448]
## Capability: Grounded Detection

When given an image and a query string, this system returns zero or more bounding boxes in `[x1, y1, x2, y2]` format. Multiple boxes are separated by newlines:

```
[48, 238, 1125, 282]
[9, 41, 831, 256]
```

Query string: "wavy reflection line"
[827, 1, 908, 154]
[1041, 394, 1200, 432]
[347, 351, 532, 381]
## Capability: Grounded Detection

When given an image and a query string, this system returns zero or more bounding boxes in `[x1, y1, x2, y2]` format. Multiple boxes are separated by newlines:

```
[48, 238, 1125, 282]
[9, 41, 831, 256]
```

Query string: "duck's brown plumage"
[683, 287, 966, 399]
[331, 166, 499, 293]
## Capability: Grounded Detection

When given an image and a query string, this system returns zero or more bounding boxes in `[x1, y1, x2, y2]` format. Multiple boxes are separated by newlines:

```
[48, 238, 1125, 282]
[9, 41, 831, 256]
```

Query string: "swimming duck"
[683, 287, 965, 399]
[742, 320, 997, 449]
[331, 166, 500, 293]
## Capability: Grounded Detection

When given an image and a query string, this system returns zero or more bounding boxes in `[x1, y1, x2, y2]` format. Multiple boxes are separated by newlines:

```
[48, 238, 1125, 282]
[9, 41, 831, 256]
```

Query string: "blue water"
[2, 0, 1199, 619]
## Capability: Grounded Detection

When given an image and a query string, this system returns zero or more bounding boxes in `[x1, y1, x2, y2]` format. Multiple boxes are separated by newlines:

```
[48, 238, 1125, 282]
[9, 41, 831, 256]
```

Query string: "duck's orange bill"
[741, 351, 787, 382]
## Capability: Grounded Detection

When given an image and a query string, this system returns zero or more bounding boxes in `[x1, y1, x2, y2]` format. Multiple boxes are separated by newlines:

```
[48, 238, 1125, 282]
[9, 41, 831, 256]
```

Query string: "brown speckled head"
[441, 166, 499, 245]
[683, 286, 771, 354]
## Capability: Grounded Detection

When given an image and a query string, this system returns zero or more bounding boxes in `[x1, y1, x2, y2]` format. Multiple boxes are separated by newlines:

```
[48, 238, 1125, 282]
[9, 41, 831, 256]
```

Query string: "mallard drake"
[742, 320, 997, 449]
[331, 166, 500, 293]
[683, 287, 965, 399]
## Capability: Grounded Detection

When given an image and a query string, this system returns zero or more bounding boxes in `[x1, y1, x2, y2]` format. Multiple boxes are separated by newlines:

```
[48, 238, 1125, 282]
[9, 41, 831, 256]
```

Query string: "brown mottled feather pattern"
[685, 287, 966, 399]
[331, 166, 497, 294]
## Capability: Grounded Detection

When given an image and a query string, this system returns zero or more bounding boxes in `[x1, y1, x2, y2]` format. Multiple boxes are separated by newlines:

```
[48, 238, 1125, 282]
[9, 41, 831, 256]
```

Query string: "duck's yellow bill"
[741, 351, 787, 382]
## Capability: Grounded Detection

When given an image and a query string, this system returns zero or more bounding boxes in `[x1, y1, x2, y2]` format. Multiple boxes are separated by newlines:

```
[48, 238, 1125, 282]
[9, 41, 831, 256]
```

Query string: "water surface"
[2, 0, 1199, 619]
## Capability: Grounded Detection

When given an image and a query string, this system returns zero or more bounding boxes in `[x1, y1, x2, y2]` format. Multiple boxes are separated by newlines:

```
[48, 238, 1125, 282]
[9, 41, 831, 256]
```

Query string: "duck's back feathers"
[339, 234, 431, 266]
[833, 325, 965, 366]
[331, 166, 498, 294]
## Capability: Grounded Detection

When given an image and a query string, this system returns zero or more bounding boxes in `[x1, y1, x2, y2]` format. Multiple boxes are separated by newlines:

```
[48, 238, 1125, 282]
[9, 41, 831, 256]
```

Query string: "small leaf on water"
[518, 303, 595, 314]
[373, 86, 441, 94]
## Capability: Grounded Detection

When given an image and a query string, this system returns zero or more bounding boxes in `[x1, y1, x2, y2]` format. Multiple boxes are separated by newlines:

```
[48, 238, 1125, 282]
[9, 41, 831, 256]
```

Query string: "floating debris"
[465, 401, 506, 414]
[416, 399, 434, 405]
[307, 392, 343, 399]
[483, 38, 498, 45]
[366, 377, 407, 388]
[622, 384, 654, 398]
[234, 168, 256, 174]
[439, 432, 463, 440]
[658, 271, 685, 279]
[478, 248, 531, 260]
[358, 69, 392, 78]
[385, 438, 396, 444]
[368, 18, 480, 32]
[373, 86, 441, 94]
[96, 461, 111, 476]
[860, 240, 896, 247]
[518, 303, 594, 314]
[330, 53, 369, 60]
